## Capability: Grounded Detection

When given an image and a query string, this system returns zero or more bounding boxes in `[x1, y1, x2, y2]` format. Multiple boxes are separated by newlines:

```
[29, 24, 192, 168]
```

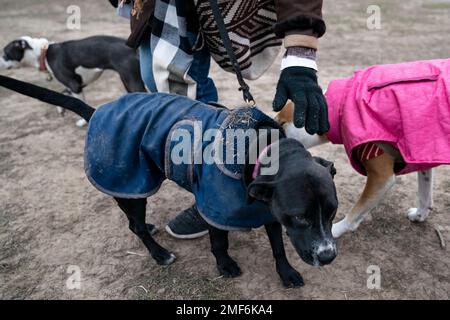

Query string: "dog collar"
[39, 45, 48, 72]
[252, 143, 273, 179]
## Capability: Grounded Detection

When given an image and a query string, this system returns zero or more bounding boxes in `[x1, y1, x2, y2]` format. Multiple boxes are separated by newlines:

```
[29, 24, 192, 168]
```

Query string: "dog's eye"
[293, 216, 310, 228]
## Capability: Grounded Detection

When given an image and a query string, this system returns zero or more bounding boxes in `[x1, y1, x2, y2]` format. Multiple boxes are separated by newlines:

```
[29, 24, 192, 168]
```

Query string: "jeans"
[139, 33, 218, 103]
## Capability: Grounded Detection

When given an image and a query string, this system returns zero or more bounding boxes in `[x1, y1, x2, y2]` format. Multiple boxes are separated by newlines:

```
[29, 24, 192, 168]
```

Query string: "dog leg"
[56, 88, 73, 115]
[115, 197, 176, 265]
[58, 89, 86, 116]
[56, 106, 65, 115]
[332, 153, 396, 238]
[265, 222, 304, 288]
[70, 92, 88, 127]
[119, 71, 146, 93]
[52, 68, 87, 127]
[207, 225, 241, 278]
[56, 101, 65, 115]
[407, 169, 434, 222]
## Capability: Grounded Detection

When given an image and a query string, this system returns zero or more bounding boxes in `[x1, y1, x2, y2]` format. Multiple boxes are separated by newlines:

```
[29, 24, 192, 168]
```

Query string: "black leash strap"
[0, 75, 95, 121]
[208, 0, 255, 105]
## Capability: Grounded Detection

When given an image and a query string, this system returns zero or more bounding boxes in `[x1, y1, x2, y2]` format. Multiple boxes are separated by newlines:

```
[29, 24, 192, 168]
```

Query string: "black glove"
[273, 66, 330, 135]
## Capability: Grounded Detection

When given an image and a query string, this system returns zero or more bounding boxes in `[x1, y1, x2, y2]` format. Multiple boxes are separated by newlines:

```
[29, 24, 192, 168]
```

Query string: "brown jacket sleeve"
[125, 0, 197, 48]
[274, 0, 326, 40]
[126, 0, 155, 49]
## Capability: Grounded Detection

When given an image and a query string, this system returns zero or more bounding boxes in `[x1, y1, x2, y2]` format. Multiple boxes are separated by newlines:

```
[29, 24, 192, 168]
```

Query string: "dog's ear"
[313, 156, 336, 177]
[20, 40, 31, 50]
[246, 176, 276, 204]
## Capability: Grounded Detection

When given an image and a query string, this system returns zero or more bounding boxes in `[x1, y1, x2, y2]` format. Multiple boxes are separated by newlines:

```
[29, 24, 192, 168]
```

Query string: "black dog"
[0, 76, 338, 288]
[0, 35, 146, 126]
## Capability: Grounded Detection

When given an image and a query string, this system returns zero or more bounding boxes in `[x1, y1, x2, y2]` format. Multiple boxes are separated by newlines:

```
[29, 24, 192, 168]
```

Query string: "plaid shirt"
[150, 0, 282, 100]
[151, 0, 197, 98]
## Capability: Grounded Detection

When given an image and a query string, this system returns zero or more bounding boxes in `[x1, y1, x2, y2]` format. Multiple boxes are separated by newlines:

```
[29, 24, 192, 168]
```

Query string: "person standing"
[109, 0, 329, 238]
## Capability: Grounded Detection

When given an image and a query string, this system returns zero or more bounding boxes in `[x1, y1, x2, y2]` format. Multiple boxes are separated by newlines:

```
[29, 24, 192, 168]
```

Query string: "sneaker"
[165, 205, 209, 239]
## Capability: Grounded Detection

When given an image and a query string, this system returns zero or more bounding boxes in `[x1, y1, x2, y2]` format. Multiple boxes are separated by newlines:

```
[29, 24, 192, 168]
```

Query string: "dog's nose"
[317, 248, 336, 265]
[316, 242, 337, 265]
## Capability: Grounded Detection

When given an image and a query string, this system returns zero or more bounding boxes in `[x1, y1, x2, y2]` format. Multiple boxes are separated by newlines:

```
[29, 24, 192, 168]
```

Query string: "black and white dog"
[0, 35, 146, 126]
[0, 76, 338, 288]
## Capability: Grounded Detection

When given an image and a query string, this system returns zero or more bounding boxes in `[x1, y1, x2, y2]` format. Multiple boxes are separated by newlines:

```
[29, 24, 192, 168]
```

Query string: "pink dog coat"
[325, 59, 450, 176]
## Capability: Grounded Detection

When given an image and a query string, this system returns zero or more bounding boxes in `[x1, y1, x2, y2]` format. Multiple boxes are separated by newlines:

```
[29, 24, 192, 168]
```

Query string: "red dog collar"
[39, 46, 48, 72]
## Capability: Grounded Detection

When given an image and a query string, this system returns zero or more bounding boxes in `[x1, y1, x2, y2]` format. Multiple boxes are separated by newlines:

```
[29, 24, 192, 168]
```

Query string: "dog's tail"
[0, 75, 95, 121]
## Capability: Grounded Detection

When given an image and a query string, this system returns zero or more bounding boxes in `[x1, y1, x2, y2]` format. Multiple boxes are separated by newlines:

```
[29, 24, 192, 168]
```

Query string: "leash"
[0, 75, 94, 121]
[252, 143, 272, 179]
[208, 0, 255, 106]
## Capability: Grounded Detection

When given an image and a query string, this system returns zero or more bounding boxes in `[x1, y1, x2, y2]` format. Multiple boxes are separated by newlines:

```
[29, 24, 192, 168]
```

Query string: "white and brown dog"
[277, 102, 435, 238]
[276, 59, 450, 238]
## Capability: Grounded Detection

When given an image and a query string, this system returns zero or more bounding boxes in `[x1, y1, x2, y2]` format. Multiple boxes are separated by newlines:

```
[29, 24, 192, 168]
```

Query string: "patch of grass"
[135, 266, 241, 300]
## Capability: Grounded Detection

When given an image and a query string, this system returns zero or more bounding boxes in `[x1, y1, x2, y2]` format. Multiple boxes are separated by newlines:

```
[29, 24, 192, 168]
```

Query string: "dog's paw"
[76, 118, 87, 127]
[278, 266, 304, 288]
[407, 207, 429, 222]
[153, 250, 176, 266]
[217, 259, 242, 278]
[56, 106, 65, 115]
[332, 218, 350, 238]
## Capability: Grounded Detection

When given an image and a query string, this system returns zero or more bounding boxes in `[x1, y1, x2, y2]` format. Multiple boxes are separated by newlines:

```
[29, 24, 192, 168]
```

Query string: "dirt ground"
[0, 0, 449, 300]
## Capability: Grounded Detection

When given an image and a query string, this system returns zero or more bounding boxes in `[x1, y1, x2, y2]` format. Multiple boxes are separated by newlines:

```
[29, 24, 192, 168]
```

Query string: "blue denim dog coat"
[85, 93, 280, 230]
